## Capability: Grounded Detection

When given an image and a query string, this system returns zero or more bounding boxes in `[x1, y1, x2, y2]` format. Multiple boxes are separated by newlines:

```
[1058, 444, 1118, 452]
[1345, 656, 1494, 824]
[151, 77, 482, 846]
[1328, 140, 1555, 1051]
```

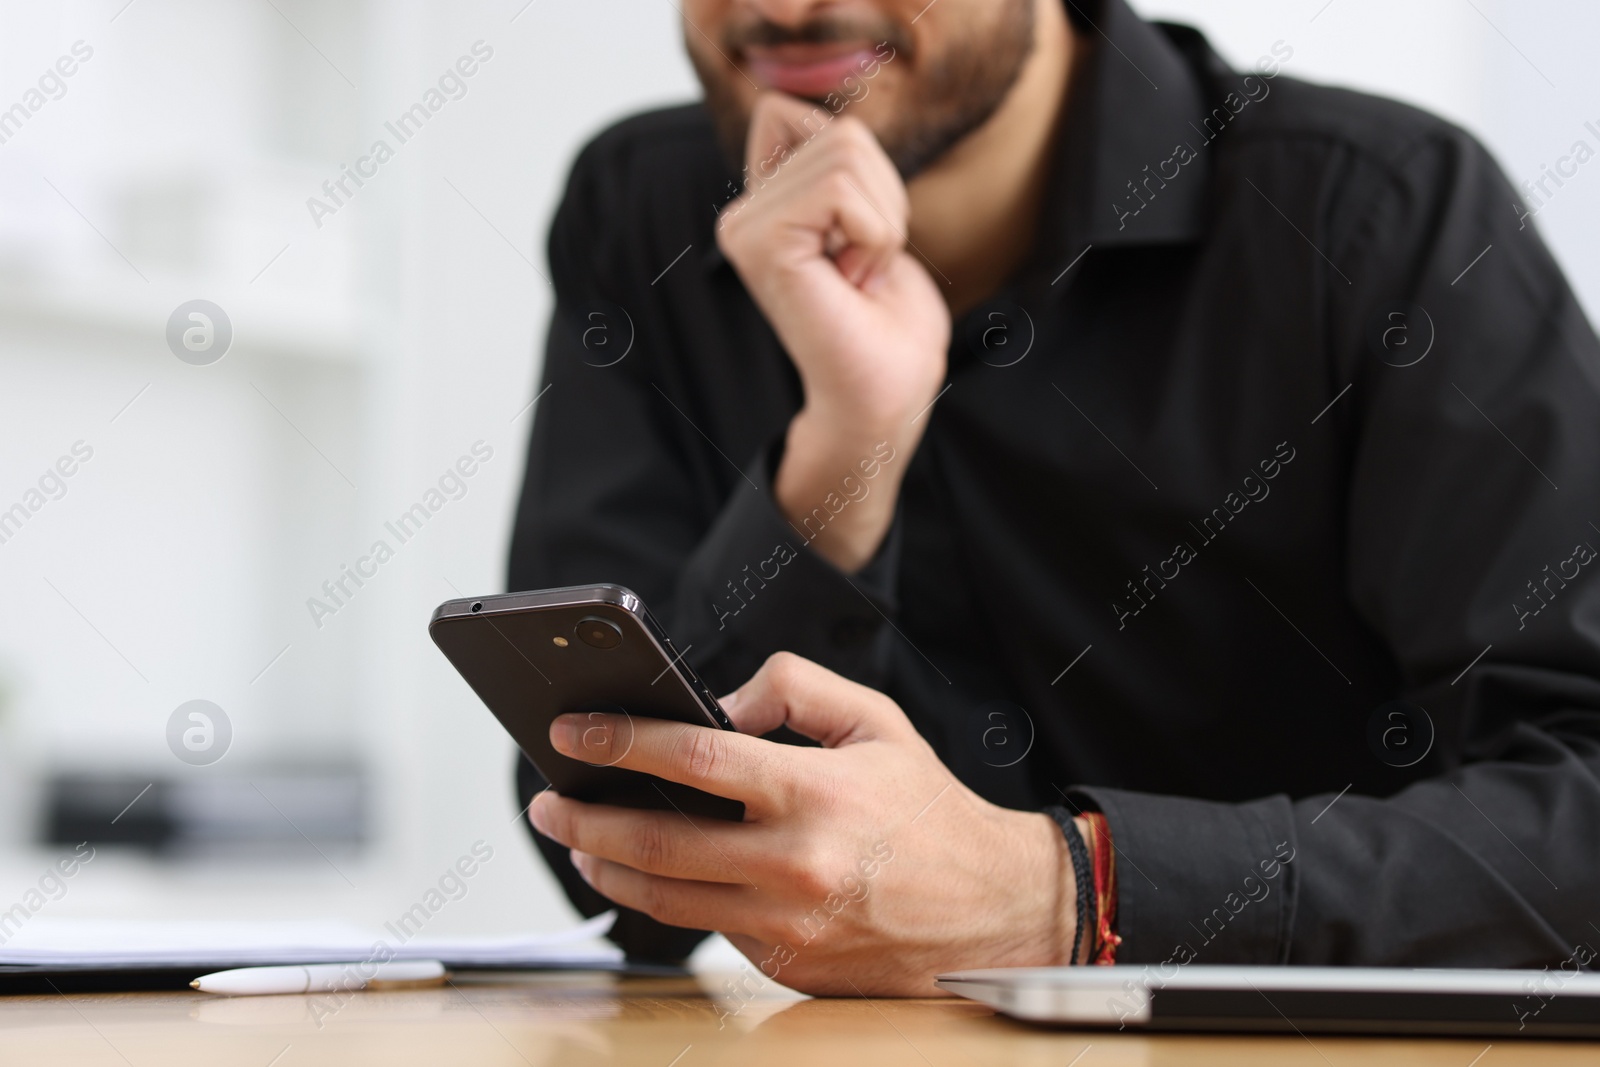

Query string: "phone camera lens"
[575, 616, 623, 649]
[470, 602, 482, 613]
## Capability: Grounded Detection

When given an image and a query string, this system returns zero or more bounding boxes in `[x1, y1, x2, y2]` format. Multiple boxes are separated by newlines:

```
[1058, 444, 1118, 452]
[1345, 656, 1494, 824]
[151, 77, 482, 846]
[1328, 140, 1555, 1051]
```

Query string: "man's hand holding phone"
[717, 93, 951, 573]
[528, 653, 1081, 996]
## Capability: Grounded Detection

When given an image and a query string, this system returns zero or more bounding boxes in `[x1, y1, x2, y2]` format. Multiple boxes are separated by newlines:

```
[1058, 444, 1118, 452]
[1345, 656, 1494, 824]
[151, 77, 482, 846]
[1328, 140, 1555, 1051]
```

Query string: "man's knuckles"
[820, 171, 901, 245]
[730, 117, 902, 220]
[785, 841, 841, 900]
[605, 862, 697, 929]
[760, 650, 811, 693]
[669, 722, 727, 785]
[632, 876, 676, 923]
[629, 816, 673, 874]
[818, 121, 905, 197]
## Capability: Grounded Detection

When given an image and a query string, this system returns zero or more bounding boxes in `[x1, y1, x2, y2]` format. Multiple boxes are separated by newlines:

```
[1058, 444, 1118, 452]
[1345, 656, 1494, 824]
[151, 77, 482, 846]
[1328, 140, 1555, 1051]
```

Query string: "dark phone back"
[429, 584, 744, 822]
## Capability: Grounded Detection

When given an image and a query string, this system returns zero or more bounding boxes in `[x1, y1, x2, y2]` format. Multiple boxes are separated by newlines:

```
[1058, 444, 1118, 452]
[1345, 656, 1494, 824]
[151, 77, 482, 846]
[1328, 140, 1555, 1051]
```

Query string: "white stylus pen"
[190, 960, 447, 995]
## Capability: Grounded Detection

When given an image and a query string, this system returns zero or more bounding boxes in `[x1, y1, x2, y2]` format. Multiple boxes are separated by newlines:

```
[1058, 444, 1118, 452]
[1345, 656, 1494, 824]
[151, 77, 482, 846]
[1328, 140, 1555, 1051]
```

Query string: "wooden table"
[1, 973, 1594, 1066]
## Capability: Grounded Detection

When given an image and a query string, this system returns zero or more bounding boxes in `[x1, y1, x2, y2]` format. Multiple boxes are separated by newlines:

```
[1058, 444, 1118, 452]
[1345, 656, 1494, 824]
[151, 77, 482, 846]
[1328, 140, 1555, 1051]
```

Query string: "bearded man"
[510, 0, 1600, 994]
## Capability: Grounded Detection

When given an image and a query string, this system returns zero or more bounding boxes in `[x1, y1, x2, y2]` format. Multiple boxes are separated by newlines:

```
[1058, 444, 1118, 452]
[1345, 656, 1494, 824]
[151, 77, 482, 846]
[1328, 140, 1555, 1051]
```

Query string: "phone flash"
[552, 636, 569, 647]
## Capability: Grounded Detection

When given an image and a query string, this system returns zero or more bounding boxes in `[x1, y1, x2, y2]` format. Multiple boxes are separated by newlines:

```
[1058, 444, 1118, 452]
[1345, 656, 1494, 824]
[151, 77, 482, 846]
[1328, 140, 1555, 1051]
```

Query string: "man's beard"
[690, 0, 1037, 183]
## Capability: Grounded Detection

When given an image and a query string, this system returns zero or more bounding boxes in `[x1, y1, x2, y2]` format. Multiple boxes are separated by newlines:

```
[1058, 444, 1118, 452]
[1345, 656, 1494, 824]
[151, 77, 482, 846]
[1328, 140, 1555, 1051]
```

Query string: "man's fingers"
[731, 147, 902, 269]
[529, 792, 759, 885]
[549, 711, 785, 804]
[745, 94, 903, 220]
[814, 173, 902, 275]
[744, 91, 834, 177]
[721, 651, 909, 748]
[570, 850, 758, 934]
[734, 92, 906, 284]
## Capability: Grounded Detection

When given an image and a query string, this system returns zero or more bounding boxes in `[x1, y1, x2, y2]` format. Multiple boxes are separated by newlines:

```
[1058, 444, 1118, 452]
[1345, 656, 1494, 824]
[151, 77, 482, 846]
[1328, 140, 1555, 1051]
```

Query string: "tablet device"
[936, 964, 1600, 1037]
[430, 584, 743, 822]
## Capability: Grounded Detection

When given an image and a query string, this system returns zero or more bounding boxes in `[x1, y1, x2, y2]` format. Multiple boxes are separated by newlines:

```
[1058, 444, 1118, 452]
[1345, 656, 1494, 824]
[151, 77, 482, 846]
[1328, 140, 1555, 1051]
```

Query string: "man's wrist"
[774, 409, 912, 573]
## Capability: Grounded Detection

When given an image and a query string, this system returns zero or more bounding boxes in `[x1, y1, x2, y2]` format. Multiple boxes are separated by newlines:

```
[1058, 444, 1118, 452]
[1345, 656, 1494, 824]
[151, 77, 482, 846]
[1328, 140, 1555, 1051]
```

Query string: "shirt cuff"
[670, 437, 902, 693]
[1073, 785, 1299, 966]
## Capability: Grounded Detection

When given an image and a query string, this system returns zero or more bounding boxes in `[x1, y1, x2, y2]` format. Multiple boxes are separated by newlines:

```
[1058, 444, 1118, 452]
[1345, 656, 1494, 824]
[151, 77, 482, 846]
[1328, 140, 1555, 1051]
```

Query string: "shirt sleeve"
[507, 133, 901, 961]
[1080, 124, 1600, 968]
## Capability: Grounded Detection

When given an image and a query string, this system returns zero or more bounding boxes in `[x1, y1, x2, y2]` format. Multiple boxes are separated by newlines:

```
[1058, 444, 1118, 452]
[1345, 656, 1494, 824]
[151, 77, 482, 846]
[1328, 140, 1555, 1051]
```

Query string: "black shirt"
[512, 0, 1600, 967]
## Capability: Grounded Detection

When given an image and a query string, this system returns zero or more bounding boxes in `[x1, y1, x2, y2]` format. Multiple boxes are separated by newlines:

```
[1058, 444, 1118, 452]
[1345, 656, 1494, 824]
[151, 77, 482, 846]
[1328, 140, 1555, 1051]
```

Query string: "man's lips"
[745, 43, 880, 97]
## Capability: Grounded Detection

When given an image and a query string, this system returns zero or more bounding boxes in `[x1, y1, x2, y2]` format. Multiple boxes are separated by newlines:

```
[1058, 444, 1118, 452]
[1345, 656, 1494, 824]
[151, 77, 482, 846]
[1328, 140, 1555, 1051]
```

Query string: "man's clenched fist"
[717, 93, 951, 573]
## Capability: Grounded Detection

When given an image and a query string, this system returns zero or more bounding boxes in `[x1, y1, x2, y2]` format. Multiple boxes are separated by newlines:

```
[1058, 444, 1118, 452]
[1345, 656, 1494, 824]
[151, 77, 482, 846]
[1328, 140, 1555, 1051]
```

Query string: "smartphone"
[429, 584, 744, 821]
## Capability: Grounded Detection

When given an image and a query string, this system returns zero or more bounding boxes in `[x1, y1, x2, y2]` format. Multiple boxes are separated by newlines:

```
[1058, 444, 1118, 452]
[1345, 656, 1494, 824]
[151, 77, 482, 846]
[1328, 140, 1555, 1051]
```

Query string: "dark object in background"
[41, 768, 364, 856]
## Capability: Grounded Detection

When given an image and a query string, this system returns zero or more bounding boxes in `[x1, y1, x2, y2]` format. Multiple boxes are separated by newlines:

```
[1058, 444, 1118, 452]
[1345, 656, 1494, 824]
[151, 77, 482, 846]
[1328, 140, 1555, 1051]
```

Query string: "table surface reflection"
[0, 972, 1594, 1066]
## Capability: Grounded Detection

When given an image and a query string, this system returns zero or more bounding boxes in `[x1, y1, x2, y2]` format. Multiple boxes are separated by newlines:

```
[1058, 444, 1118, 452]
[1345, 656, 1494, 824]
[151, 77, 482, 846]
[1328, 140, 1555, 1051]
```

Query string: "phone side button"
[697, 684, 733, 729]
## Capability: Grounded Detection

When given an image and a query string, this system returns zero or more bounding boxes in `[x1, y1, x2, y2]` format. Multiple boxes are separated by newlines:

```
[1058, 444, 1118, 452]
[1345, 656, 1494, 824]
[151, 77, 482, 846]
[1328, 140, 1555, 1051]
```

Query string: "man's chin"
[690, 0, 1034, 184]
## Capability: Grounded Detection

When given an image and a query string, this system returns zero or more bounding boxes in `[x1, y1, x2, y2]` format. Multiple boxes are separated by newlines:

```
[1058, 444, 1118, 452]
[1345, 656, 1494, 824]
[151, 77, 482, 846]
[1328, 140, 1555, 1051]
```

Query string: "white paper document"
[0, 911, 620, 969]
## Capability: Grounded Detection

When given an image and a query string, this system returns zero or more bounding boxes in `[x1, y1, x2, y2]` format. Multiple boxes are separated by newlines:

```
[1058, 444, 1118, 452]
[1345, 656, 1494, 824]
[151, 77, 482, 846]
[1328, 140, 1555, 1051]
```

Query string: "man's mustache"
[724, 17, 912, 58]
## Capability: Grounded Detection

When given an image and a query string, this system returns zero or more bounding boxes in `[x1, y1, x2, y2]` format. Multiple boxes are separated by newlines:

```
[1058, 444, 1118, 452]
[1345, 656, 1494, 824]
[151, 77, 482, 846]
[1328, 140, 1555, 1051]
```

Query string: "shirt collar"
[1050, 0, 1214, 256]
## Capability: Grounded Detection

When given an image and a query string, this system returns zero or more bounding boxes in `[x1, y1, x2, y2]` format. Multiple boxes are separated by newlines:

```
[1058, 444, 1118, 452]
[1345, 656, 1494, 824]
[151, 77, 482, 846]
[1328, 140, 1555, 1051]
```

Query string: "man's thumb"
[719, 651, 903, 748]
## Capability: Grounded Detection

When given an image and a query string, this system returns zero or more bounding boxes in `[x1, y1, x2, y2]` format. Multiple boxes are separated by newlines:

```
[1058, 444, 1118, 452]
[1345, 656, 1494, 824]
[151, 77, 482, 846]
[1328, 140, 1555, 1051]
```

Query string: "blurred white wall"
[0, 0, 700, 936]
[0, 0, 1594, 938]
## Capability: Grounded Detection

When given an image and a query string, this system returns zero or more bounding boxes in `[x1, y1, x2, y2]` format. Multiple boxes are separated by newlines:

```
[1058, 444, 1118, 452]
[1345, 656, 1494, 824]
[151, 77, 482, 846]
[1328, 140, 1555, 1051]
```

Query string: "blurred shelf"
[0, 280, 369, 365]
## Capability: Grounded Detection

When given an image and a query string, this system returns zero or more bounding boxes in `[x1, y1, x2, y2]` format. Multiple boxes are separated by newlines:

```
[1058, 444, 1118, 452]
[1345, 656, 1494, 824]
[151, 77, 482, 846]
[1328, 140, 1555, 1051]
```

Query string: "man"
[510, 0, 1600, 995]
